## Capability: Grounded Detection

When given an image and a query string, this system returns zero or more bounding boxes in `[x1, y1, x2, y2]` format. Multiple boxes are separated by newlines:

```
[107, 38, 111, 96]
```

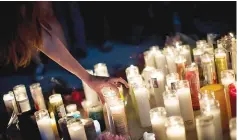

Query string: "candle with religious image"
[150, 107, 167, 140]
[30, 83, 46, 110]
[175, 55, 187, 80]
[165, 116, 186, 140]
[185, 63, 200, 110]
[215, 47, 228, 82]
[229, 117, 236, 140]
[229, 83, 237, 117]
[163, 90, 181, 117]
[196, 115, 215, 140]
[3, 91, 17, 115]
[179, 45, 192, 65]
[166, 73, 179, 90]
[142, 66, 156, 93]
[94, 63, 109, 77]
[163, 47, 178, 73]
[193, 48, 204, 85]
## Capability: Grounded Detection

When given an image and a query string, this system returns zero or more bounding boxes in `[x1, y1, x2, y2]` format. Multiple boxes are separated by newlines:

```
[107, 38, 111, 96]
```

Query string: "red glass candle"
[229, 83, 236, 117]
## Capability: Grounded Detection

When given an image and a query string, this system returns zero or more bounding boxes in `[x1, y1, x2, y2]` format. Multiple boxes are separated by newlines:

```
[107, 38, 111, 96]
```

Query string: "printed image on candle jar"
[163, 90, 181, 117]
[67, 118, 87, 140]
[229, 117, 236, 140]
[166, 73, 179, 90]
[196, 115, 215, 140]
[165, 116, 186, 140]
[142, 66, 156, 92]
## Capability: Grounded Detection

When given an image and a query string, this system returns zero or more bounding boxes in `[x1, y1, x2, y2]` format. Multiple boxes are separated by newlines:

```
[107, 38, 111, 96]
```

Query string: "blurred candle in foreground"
[164, 47, 177, 73]
[3, 91, 16, 115]
[49, 94, 66, 119]
[30, 83, 46, 110]
[88, 104, 106, 131]
[193, 48, 204, 84]
[154, 49, 168, 75]
[125, 65, 140, 80]
[142, 66, 156, 92]
[215, 47, 228, 82]
[165, 116, 186, 140]
[150, 107, 167, 140]
[229, 117, 236, 140]
[35, 109, 55, 140]
[94, 63, 109, 77]
[180, 45, 192, 65]
[229, 83, 237, 117]
[166, 73, 179, 90]
[175, 55, 187, 80]
[58, 117, 71, 140]
[196, 115, 215, 140]
[66, 104, 80, 118]
[67, 118, 87, 140]
[50, 112, 60, 138]
[81, 118, 97, 140]
[163, 90, 181, 117]
[201, 53, 217, 85]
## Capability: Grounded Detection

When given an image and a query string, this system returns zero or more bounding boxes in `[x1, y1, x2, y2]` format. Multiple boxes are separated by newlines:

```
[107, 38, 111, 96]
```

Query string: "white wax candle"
[229, 117, 236, 140]
[13, 85, 31, 113]
[142, 66, 156, 92]
[230, 129, 236, 140]
[196, 115, 215, 140]
[221, 70, 235, 87]
[164, 47, 177, 73]
[30, 83, 46, 110]
[37, 117, 55, 140]
[67, 121, 87, 140]
[144, 50, 156, 68]
[3, 92, 15, 114]
[154, 50, 168, 75]
[180, 45, 192, 65]
[66, 104, 77, 113]
[163, 91, 181, 117]
[166, 126, 186, 140]
[134, 87, 151, 127]
[94, 63, 109, 77]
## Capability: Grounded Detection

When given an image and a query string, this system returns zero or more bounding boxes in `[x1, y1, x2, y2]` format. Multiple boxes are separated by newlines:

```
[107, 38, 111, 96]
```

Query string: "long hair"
[0, 2, 42, 69]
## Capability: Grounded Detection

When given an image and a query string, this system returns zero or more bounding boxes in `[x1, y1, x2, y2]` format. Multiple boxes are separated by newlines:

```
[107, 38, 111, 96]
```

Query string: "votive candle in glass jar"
[163, 90, 181, 117]
[30, 83, 46, 110]
[49, 94, 66, 118]
[142, 66, 156, 92]
[175, 55, 187, 80]
[176, 80, 195, 130]
[180, 45, 192, 65]
[13, 84, 31, 113]
[154, 49, 168, 75]
[144, 46, 159, 68]
[229, 83, 237, 117]
[150, 107, 167, 140]
[66, 104, 80, 118]
[196, 115, 215, 140]
[94, 63, 109, 77]
[3, 91, 16, 115]
[81, 118, 97, 140]
[231, 38, 236, 74]
[165, 116, 186, 140]
[35, 109, 55, 140]
[215, 48, 228, 82]
[185, 63, 200, 110]
[198, 90, 215, 110]
[166, 73, 179, 90]
[193, 48, 204, 85]
[163, 47, 178, 73]
[58, 117, 71, 140]
[229, 117, 236, 140]
[67, 118, 87, 140]
[125, 65, 140, 80]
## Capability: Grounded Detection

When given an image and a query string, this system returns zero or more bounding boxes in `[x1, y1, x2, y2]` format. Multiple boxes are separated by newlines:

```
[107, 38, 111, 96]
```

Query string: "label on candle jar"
[151, 78, 159, 88]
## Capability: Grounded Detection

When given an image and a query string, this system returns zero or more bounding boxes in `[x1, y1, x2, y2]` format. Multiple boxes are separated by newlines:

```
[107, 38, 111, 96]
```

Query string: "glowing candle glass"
[175, 55, 187, 80]
[166, 73, 179, 90]
[201, 53, 217, 85]
[3, 91, 16, 115]
[163, 90, 181, 117]
[49, 94, 66, 118]
[215, 48, 228, 82]
[165, 116, 186, 140]
[163, 47, 177, 73]
[94, 63, 109, 77]
[142, 66, 156, 92]
[154, 49, 168, 75]
[30, 83, 46, 110]
[180, 45, 192, 65]
[229, 117, 236, 140]
[125, 65, 140, 80]
[196, 115, 215, 140]
[193, 48, 204, 85]
[67, 118, 87, 140]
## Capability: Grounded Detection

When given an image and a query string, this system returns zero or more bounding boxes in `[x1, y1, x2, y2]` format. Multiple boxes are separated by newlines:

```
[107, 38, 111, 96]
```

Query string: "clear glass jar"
[229, 117, 236, 140]
[165, 116, 186, 140]
[201, 53, 217, 85]
[163, 90, 181, 117]
[30, 83, 46, 110]
[94, 63, 109, 77]
[67, 118, 87, 140]
[125, 65, 140, 79]
[196, 115, 215, 140]
[49, 94, 66, 118]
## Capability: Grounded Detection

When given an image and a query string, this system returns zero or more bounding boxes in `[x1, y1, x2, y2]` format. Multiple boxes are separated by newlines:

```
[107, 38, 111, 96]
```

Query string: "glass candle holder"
[165, 116, 186, 140]
[66, 104, 80, 118]
[229, 117, 236, 140]
[109, 99, 129, 136]
[163, 47, 178, 73]
[133, 86, 151, 127]
[81, 100, 93, 117]
[196, 40, 207, 49]
[49, 94, 66, 118]
[150, 69, 165, 107]
[30, 83, 46, 110]
[142, 66, 156, 92]
[163, 90, 181, 117]
[185, 63, 200, 110]
[231, 38, 236, 74]
[180, 45, 192, 65]
[150, 107, 167, 140]
[201, 53, 217, 85]
[176, 80, 195, 130]
[35, 109, 55, 140]
[13, 84, 31, 113]
[88, 104, 106, 131]
[196, 115, 215, 140]
[221, 70, 235, 87]
[198, 90, 215, 110]
[166, 73, 179, 90]
[193, 48, 204, 84]
[3, 91, 17, 115]
[125, 65, 140, 80]
[58, 117, 71, 140]
[154, 49, 168, 76]
[94, 63, 109, 77]
[67, 118, 87, 140]
[201, 100, 223, 140]
[215, 48, 228, 82]
[175, 55, 187, 80]
[81, 118, 97, 140]
[229, 83, 237, 117]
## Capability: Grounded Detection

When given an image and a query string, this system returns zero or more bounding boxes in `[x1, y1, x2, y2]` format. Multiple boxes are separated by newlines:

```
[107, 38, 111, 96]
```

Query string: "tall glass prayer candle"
[207, 33, 217, 48]
[50, 112, 60, 138]
[231, 38, 236, 74]
[3, 91, 16, 115]
[109, 99, 129, 136]
[180, 45, 192, 65]
[94, 63, 109, 77]
[165, 116, 186, 140]
[150, 107, 167, 140]
[81, 100, 93, 117]
[185, 63, 200, 110]
[88, 104, 106, 131]
[175, 56, 187, 80]
[229, 117, 236, 140]
[133, 86, 151, 127]
[35, 109, 55, 140]
[30, 83, 46, 110]
[166, 73, 179, 90]
[66, 104, 80, 118]
[196, 40, 207, 49]
[49, 94, 66, 119]
[176, 80, 195, 130]
[150, 69, 165, 107]
[82, 70, 99, 105]
[67, 118, 87, 140]
[201, 53, 217, 85]
[163, 90, 181, 117]
[125, 65, 140, 80]
[163, 47, 178, 73]
[154, 49, 168, 75]
[215, 48, 228, 82]
[142, 66, 156, 92]
[144, 46, 159, 68]
[81, 118, 97, 140]
[13, 84, 31, 113]
[58, 117, 71, 140]
[229, 83, 236, 117]
[198, 90, 215, 110]
[193, 48, 204, 85]
[201, 100, 223, 140]
[201, 84, 230, 130]
[196, 115, 215, 140]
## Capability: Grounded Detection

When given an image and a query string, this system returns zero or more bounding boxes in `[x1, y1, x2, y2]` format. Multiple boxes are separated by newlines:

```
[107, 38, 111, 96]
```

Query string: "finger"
[111, 77, 129, 88]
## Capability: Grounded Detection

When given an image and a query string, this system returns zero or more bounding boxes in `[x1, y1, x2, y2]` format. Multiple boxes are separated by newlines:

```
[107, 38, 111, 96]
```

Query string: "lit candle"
[175, 55, 187, 80]
[13, 84, 31, 113]
[94, 63, 109, 77]
[185, 63, 200, 110]
[50, 112, 60, 138]
[66, 104, 80, 118]
[193, 48, 204, 85]
[81, 100, 93, 117]
[81, 118, 97, 140]
[109, 99, 129, 136]
[201, 53, 217, 85]
[142, 66, 156, 93]
[150, 107, 167, 140]
[231, 38, 236, 74]
[229, 117, 236, 140]
[215, 48, 228, 82]
[125, 65, 140, 80]
[82, 70, 99, 105]
[30, 83, 46, 110]
[198, 90, 215, 110]
[35, 109, 55, 140]
[163, 90, 181, 117]
[58, 117, 71, 140]
[163, 47, 177, 73]
[144, 46, 159, 68]
[67, 118, 87, 140]
[150, 69, 165, 107]
[229, 83, 236, 117]
[154, 49, 168, 75]
[197, 40, 214, 55]
[3, 91, 16, 115]
[165, 116, 186, 140]
[88, 104, 106, 131]
[49, 94, 66, 118]
[201, 100, 223, 140]
[133, 86, 151, 127]
[166, 73, 179, 90]
[196, 115, 215, 140]
[176, 80, 195, 130]
[180, 45, 192, 65]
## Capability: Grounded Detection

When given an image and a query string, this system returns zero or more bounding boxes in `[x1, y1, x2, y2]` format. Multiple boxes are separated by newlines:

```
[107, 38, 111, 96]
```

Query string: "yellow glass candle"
[50, 112, 59, 138]
[215, 48, 228, 82]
